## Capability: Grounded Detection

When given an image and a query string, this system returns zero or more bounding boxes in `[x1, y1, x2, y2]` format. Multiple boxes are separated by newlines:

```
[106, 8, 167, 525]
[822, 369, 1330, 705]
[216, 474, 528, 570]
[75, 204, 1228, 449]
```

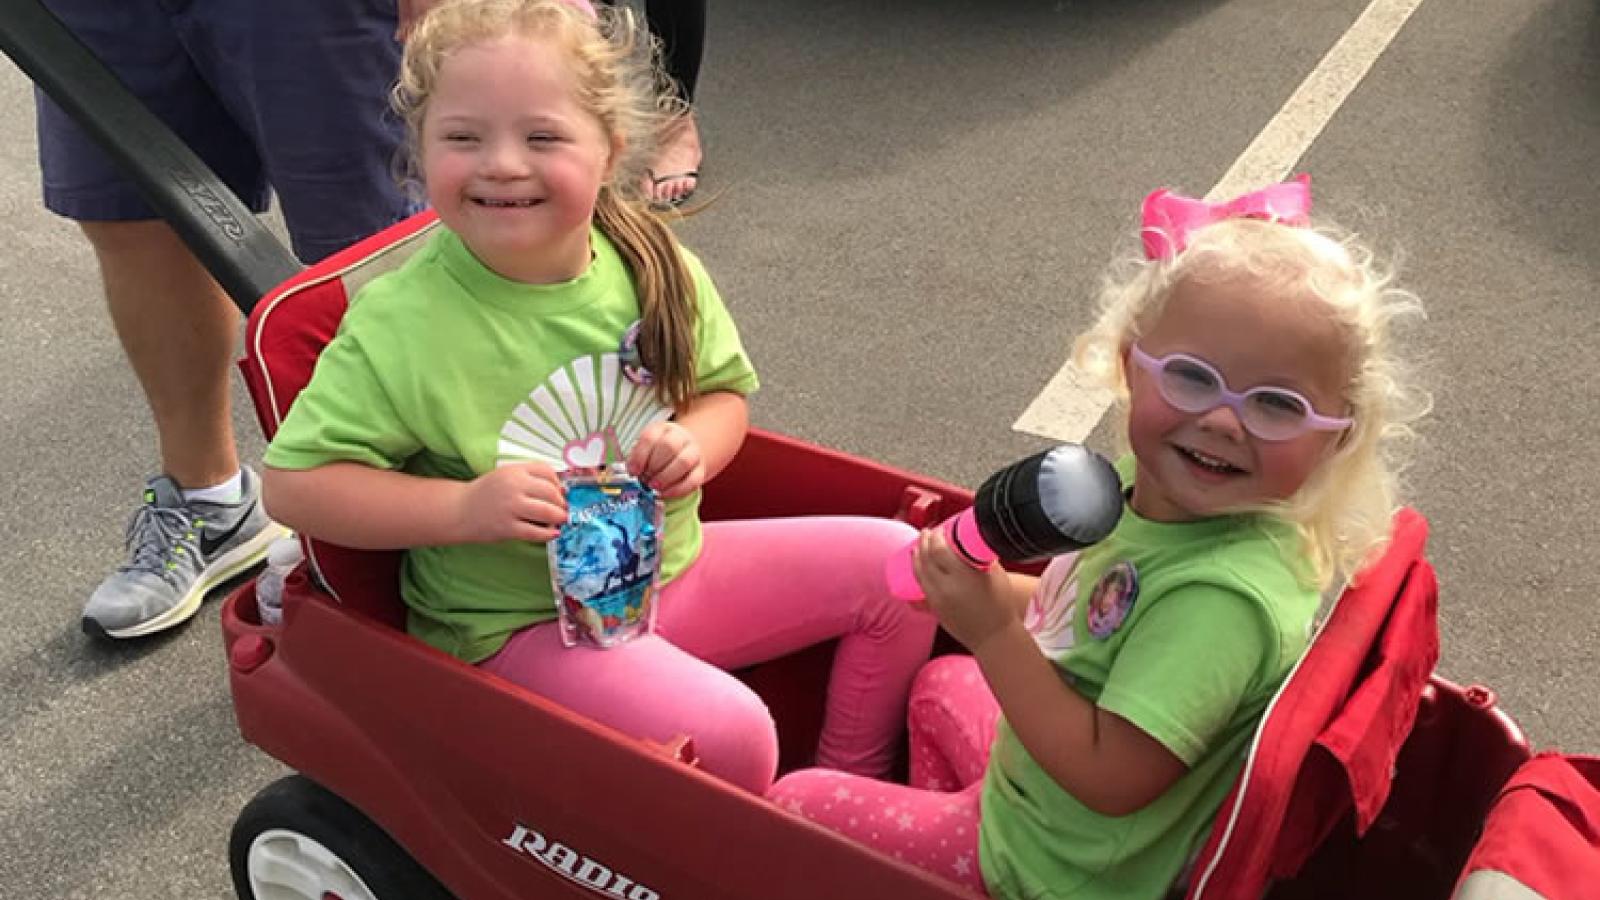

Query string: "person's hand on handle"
[458, 461, 568, 544]
[628, 420, 706, 498]
[912, 525, 1021, 654]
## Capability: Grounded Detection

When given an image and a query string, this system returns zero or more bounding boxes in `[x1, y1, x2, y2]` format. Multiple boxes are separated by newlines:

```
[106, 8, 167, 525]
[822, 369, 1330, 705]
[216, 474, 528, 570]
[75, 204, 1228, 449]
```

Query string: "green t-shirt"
[265, 226, 758, 662]
[978, 469, 1319, 900]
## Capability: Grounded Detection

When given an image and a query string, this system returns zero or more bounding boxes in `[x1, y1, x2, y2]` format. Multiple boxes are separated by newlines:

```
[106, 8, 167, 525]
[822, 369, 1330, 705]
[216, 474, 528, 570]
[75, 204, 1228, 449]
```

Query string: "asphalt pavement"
[2, 0, 1597, 896]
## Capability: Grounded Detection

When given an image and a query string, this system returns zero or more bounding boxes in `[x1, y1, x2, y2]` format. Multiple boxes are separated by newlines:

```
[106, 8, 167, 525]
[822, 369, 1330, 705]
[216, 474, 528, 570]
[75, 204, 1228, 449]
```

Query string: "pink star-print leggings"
[481, 516, 938, 795]
[767, 654, 1001, 895]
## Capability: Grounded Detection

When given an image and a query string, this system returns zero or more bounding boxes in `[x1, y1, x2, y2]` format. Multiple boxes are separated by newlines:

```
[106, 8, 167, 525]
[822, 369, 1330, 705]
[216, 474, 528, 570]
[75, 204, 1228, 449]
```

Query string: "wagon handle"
[0, 0, 302, 315]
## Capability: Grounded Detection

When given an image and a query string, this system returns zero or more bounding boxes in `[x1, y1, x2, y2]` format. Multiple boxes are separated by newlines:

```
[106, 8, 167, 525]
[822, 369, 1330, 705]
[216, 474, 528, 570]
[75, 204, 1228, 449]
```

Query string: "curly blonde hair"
[392, 0, 703, 408]
[1073, 215, 1430, 590]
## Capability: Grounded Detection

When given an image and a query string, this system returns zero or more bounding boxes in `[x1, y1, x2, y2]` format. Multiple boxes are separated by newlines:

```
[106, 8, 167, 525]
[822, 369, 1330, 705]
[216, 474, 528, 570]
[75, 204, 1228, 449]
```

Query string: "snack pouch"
[550, 464, 664, 648]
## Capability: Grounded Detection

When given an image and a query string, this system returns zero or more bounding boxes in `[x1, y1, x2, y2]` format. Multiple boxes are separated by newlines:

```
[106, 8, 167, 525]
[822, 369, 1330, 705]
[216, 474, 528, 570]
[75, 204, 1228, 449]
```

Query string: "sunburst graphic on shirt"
[496, 353, 670, 470]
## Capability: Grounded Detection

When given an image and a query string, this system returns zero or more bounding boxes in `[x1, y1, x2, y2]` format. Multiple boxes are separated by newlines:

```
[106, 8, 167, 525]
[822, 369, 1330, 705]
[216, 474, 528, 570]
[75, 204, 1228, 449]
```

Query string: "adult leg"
[481, 621, 779, 794]
[655, 517, 938, 779]
[641, 0, 705, 206]
[647, 0, 705, 101]
[37, 0, 269, 486]
[37, 0, 285, 637]
[75, 222, 284, 638]
[81, 220, 239, 488]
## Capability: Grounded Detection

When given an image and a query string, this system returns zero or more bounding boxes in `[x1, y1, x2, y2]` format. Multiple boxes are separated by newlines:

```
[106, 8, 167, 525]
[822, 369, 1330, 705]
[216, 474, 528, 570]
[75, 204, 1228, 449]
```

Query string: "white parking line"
[1012, 0, 1428, 443]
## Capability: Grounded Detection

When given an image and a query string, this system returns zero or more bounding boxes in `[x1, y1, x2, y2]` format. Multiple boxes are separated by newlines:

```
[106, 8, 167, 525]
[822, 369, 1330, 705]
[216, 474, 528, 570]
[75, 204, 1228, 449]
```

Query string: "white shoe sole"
[101, 521, 292, 639]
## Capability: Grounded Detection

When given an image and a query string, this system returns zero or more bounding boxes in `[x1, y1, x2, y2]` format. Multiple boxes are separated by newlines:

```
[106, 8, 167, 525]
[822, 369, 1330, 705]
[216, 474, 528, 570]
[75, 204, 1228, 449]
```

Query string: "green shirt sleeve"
[684, 249, 759, 396]
[263, 318, 421, 472]
[1096, 585, 1271, 766]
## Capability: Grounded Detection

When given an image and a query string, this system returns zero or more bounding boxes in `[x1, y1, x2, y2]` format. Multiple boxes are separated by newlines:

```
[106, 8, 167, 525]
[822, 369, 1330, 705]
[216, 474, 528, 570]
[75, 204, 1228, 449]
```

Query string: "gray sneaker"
[83, 468, 287, 639]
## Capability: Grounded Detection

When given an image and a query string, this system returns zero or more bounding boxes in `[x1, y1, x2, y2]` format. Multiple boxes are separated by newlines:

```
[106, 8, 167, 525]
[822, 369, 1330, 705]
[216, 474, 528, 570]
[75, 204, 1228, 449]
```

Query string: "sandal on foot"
[646, 168, 699, 208]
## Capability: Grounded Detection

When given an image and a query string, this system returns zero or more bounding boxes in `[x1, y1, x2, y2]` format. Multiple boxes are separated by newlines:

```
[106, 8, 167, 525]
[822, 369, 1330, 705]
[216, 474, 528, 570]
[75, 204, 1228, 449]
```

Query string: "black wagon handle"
[0, 0, 302, 315]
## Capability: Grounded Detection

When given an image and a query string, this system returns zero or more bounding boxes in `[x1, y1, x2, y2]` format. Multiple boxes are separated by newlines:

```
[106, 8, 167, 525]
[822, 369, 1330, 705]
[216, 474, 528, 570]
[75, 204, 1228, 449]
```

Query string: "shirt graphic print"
[1024, 552, 1082, 659]
[495, 352, 671, 471]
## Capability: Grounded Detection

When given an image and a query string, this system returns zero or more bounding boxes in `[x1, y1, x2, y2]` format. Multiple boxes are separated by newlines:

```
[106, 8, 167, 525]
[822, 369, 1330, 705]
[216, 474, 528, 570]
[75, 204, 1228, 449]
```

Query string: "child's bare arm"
[1007, 571, 1040, 616]
[674, 390, 748, 481]
[263, 460, 567, 549]
[914, 530, 1181, 815]
[971, 623, 1188, 817]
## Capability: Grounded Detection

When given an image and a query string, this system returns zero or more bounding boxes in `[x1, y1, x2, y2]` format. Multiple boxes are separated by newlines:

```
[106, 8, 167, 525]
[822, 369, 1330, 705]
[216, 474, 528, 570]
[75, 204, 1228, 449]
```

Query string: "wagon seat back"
[1181, 506, 1441, 899]
[239, 211, 444, 628]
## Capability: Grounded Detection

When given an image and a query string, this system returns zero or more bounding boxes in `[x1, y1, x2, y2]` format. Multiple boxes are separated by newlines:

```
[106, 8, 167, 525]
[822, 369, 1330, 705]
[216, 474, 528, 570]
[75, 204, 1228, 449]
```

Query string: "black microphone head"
[972, 444, 1124, 562]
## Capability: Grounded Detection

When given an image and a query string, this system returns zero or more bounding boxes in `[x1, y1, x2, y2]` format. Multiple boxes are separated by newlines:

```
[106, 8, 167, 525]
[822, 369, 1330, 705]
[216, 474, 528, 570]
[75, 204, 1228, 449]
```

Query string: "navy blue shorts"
[36, 0, 421, 263]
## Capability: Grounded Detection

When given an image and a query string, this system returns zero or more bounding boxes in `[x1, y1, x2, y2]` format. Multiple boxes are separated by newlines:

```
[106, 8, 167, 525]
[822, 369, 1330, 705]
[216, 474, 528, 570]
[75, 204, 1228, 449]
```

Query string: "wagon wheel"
[229, 774, 455, 900]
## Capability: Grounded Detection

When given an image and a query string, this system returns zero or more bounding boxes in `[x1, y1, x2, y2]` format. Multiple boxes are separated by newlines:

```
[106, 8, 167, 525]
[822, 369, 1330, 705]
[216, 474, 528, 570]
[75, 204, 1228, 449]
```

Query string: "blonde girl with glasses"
[769, 175, 1429, 900]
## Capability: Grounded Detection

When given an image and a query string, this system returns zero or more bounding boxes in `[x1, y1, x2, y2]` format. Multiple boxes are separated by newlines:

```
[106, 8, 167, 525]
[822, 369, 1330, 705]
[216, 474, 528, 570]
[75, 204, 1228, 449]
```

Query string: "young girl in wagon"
[769, 175, 1430, 899]
[261, 0, 934, 796]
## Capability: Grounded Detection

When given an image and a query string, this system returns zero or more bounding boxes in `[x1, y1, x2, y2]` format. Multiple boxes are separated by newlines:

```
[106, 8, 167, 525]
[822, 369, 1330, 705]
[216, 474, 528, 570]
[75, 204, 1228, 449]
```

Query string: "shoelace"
[119, 504, 201, 584]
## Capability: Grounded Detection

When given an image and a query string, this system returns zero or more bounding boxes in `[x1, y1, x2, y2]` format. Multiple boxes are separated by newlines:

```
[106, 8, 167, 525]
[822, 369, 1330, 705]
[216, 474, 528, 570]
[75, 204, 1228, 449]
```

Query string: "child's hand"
[627, 421, 705, 498]
[914, 526, 1020, 653]
[458, 462, 568, 543]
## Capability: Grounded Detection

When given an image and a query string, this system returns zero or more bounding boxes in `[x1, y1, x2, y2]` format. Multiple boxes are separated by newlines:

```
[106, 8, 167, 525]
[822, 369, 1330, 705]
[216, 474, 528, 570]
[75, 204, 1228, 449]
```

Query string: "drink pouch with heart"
[549, 464, 664, 648]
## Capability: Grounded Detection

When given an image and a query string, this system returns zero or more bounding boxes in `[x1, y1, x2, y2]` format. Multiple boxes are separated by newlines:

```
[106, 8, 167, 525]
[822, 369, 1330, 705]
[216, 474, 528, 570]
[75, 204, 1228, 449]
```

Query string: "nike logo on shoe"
[199, 500, 258, 558]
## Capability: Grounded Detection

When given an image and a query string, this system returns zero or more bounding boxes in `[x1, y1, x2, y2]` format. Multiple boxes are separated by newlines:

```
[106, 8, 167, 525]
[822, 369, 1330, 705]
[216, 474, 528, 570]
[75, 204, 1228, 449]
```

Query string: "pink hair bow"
[1140, 174, 1312, 260]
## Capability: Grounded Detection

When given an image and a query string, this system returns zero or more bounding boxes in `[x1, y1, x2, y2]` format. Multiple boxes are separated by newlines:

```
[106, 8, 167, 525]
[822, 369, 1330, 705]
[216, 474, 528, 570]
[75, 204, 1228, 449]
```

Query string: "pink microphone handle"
[884, 510, 997, 601]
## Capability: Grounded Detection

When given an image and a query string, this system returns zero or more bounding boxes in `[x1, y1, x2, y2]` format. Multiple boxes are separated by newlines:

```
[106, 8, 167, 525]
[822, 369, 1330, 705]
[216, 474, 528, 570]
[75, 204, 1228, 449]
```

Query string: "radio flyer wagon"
[216, 213, 1537, 900]
[4, 3, 1594, 898]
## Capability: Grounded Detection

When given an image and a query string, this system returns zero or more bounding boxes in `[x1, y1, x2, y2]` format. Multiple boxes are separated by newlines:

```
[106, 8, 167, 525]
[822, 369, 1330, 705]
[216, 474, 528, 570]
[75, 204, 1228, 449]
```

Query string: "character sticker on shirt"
[1086, 561, 1139, 639]
[618, 319, 654, 386]
[493, 349, 670, 471]
[1024, 553, 1082, 659]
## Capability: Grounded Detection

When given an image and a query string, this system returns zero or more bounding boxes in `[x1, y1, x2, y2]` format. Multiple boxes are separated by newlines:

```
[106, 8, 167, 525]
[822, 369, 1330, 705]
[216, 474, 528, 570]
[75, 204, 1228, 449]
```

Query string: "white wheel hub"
[247, 827, 380, 900]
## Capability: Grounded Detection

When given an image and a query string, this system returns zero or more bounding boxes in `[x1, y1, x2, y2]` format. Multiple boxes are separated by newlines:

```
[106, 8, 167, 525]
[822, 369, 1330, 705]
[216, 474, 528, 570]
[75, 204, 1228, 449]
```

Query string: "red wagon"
[218, 213, 1539, 900]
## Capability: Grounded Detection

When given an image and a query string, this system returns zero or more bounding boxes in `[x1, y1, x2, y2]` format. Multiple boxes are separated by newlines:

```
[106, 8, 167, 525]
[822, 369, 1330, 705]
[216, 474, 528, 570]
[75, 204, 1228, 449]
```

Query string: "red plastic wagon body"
[219, 213, 1539, 900]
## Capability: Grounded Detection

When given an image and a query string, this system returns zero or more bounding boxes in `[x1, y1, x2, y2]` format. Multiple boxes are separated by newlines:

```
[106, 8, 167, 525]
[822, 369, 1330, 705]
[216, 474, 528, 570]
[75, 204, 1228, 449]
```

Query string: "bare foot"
[644, 114, 702, 207]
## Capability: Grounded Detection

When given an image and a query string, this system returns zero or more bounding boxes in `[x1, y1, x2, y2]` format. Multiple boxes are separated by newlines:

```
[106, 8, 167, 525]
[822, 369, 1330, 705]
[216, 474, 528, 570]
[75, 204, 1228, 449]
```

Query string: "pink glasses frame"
[1129, 344, 1353, 441]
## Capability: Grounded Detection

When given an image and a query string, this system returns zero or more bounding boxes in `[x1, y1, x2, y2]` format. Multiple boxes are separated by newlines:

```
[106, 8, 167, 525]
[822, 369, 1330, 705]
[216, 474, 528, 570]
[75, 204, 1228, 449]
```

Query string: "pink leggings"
[767, 654, 1001, 895]
[481, 516, 937, 795]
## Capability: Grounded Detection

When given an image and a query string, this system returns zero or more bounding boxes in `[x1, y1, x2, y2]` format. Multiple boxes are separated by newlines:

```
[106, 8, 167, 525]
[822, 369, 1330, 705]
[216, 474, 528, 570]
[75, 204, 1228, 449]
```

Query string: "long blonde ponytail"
[594, 188, 698, 409]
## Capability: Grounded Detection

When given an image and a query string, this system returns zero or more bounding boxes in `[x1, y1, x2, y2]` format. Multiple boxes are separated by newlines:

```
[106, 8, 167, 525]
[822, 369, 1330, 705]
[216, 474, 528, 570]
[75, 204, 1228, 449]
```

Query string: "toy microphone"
[885, 444, 1124, 601]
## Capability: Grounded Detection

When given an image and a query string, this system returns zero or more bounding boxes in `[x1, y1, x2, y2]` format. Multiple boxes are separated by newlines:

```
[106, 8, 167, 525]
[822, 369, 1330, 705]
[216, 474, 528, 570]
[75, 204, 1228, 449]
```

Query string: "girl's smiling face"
[420, 36, 620, 284]
[1124, 274, 1353, 522]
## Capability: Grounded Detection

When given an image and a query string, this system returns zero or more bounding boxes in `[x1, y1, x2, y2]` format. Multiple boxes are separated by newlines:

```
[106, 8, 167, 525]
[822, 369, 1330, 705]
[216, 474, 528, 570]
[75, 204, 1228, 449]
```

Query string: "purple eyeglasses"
[1128, 344, 1352, 442]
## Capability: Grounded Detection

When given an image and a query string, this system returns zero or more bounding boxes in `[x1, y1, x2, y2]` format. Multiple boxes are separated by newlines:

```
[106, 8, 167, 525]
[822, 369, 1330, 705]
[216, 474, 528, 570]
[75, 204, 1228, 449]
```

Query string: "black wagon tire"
[229, 774, 456, 900]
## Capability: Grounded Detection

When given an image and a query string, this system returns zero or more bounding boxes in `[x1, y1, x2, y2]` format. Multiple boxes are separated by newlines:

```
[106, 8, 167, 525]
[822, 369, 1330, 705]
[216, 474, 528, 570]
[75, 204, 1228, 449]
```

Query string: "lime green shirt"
[265, 226, 758, 662]
[979, 467, 1319, 900]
